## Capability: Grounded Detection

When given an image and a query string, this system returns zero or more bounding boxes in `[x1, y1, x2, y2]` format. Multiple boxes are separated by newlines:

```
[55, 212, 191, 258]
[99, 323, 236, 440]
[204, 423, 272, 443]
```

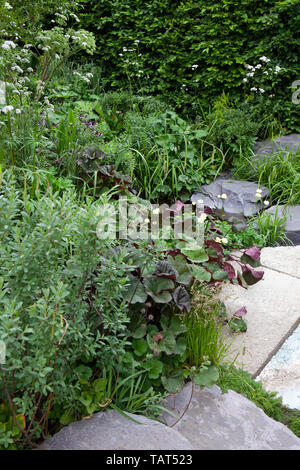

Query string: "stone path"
[219, 246, 300, 408]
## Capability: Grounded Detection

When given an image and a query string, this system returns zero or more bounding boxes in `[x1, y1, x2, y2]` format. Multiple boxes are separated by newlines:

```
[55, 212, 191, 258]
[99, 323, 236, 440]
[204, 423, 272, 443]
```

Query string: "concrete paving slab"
[260, 246, 300, 278]
[257, 325, 300, 409]
[219, 265, 300, 375]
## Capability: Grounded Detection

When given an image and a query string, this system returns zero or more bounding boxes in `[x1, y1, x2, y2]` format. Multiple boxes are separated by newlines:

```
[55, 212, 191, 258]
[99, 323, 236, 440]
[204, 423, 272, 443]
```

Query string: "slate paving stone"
[254, 134, 300, 163]
[191, 178, 269, 231]
[264, 205, 300, 246]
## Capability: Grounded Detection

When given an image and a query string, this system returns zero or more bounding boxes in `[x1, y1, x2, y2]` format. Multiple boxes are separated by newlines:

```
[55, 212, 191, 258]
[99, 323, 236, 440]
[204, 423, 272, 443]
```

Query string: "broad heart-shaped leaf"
[229, 317, 247, 332]
[173, 286, 191, 312]
[212, 269, 228, 281]
[132, 338, 148, 356]
[240, 253, 261, 268]
[242, 265, 264, 286]
[144, 276, 174, 303]
[244, 246, 261, 261]
[159, 330, 176, 354]
[160, 314, 187, 335]
[128, 314, 147, 339]
[181, 246, 209, 263]
[173, 335, 187, 356]
[167, 255, 193, 286]
[193, 365, 219, 388]
[123, 274, 147, 304]
[161, 369, 185, 393]
[142, 358, 163, 379]
[190, 264, 211, 282]
[154, 260, 178, 280]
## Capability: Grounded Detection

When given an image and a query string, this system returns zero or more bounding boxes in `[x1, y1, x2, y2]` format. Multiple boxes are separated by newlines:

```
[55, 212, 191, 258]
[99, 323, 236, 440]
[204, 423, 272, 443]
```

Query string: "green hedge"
[80, 0, 300, 130]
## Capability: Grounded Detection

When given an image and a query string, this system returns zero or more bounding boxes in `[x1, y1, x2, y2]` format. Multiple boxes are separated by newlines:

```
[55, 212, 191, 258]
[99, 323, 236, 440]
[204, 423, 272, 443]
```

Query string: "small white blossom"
[198, 213, 207, 224]
[215, 237, 222, 243]
[259, 88, 265, 93]
[15, 109, 21, 114]
[255, 64, 262, 69]
[264, 201, 270, 206]
[4, 2, 13, 9]
[221, 194, 227, 200]
[221, 238, 228, 244]
[247, 72, 254, 77]
[2, 40, 16, 50]
[243, 78, 248, 83]
[250, 87, 258, 92]
[1, 105, 14, 113]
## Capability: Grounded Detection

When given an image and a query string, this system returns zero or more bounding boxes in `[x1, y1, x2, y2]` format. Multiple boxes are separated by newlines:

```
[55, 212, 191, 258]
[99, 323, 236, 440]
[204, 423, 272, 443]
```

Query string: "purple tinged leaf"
[244, 246, 261, 261]
[234, 306, 247, 318]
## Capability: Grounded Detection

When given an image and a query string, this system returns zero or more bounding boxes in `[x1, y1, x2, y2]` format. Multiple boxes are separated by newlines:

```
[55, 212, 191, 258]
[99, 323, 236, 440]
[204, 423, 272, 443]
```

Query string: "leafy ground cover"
[0, 0, 299, 449]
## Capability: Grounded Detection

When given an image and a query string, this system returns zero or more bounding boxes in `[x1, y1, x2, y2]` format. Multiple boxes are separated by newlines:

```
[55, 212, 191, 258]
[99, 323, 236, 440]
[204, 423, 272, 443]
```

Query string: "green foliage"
[0, 169, 131, 448]
[234, 150, 300, 205]
[200, 100, 260, 166]
[184, 286, 233, 369]
[254, 205, 290, 246]
[80, 0, 300, 132]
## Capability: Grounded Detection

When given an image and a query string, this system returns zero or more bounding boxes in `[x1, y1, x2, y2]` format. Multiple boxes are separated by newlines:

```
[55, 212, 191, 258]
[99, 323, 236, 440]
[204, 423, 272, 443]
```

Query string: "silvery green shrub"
[0, 169, 130, 447]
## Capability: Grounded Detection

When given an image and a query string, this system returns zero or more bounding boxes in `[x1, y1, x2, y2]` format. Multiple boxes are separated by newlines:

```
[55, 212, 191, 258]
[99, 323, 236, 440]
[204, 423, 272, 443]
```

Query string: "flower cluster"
[242, 56, 283, 97]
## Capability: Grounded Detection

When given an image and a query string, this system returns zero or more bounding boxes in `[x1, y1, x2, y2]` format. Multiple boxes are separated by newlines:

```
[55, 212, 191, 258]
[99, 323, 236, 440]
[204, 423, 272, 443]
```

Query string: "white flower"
[221, 194, 227, 200]
[4, 2, 12, 9]
[1, 105, 14, 113]
[264, 200, 269, 206]
[255, 64, 262, 69]
[243, 78, 248, 83]
[144, 218, 150, 223]
[245, 64, 254, 70]
[221, 238, 228, 244]
[256, 188, 262, 193]
[250, 87, 257, 92]
[1, 40, 16, 50]
[246, 72, 254, 77]
[215, 237, 222, 243]
[259, 88, 265, 93]
[255, 193, 262, 199]
[15, 109, 21, 114]
[259, 56, 268, 62]
[192, 201, 196, 205]
[275, 65, 281, 74]
[263, 71, 269, 75]
[198, 213, 207, 224]
[11, 65, 23, 73]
